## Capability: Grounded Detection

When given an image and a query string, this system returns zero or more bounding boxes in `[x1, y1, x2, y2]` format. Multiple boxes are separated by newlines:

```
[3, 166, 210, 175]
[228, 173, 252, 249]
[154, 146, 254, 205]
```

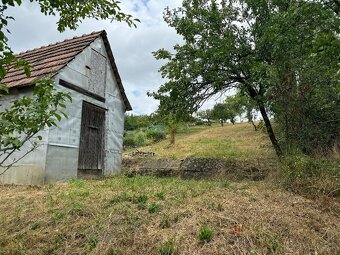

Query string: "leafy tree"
[196, 109, 213, 125]
[264, 1, 339, 154]
[224, 95, 244, 125]
[149, 88, 192, 145]
[152, 0, 338, 157]
[0, 0, 138, 172]
[124, 114, 156, 131]
[211, 96, 243, 126]
[232, 91, 258, 130]
[165, 112, 181, 145]
[212, 103, 229, 126]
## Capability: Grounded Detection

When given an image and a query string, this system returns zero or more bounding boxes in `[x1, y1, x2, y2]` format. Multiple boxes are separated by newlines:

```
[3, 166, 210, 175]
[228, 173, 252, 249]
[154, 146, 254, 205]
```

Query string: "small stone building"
[0, 30, 131, 185]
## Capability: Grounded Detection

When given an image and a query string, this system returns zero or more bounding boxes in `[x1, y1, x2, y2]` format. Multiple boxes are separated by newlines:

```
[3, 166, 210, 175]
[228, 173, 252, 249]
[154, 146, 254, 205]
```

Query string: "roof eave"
[99, 31, 132, 111]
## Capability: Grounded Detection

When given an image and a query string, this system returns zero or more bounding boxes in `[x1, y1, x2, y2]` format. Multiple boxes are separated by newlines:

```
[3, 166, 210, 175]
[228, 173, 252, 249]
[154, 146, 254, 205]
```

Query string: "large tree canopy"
[152, 0, 339, 157]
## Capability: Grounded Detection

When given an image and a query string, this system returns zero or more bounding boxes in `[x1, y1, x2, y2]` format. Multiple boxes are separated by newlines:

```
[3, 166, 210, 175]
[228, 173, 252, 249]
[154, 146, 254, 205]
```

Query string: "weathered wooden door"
[78, 102, 105, 176]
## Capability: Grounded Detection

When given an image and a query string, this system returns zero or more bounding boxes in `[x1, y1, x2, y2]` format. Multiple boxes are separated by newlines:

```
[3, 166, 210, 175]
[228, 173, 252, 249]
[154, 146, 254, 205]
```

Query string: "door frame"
[77, 101, 107, 177]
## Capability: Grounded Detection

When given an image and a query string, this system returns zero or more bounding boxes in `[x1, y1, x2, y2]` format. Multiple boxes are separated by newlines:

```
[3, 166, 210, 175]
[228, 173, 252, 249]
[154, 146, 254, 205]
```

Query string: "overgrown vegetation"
[1, 1, 339, 253]
[125, 114, 158, 131]
[280, 155, 340, 198]
[124, 129, 167, 148]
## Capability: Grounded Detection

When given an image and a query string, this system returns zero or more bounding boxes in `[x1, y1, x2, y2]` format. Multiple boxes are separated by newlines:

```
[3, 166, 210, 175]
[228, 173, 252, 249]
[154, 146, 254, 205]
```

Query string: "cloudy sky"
[5, 0, 220, 115]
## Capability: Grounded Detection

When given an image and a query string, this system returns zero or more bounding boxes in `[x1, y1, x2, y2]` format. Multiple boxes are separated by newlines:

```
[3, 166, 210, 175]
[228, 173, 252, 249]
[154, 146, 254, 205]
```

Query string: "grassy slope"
[124, 123, 277, 162]
[1, 123, 339, 254]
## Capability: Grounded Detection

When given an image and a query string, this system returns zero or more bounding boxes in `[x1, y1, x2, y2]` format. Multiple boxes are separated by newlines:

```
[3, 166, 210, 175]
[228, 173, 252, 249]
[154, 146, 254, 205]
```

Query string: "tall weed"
[280, 155, 340, 198]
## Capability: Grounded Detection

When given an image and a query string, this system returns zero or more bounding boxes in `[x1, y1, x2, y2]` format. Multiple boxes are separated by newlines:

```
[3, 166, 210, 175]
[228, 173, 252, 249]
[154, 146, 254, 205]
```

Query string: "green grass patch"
[158, 239, 175, 255]
[198, 225, 213, 242]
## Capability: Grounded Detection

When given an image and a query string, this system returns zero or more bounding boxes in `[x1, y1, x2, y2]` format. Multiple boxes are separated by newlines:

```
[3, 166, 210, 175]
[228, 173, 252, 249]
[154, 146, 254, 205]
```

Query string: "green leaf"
[54, 113, 62, 122]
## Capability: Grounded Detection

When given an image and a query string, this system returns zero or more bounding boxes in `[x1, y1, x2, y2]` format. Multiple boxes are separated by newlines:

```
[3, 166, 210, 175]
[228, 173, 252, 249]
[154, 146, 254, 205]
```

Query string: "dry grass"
[0, 176, 339, 255]
[1, 124, 339, 254]
[124, 123, 276, 163]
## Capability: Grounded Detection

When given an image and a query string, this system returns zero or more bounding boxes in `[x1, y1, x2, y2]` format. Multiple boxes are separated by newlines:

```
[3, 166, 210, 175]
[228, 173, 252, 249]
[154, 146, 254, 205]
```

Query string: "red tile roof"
[3, 30, 132, 111]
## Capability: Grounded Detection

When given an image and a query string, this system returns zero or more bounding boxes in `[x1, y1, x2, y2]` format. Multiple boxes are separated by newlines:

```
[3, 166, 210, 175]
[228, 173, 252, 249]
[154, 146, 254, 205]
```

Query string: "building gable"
[2, 30, 131, 111]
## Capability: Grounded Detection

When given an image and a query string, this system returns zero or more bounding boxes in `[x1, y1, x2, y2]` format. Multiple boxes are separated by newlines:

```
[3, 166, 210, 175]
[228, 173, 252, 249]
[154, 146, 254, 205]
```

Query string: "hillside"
[124, 123, 277, 161]
[123, 123, 279, 180]
[0, 123, 339, 255]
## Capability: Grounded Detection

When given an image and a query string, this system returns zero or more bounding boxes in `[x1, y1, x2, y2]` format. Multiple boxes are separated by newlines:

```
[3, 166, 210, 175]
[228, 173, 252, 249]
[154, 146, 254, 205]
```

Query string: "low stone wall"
[139, 159, 182, 177]
[123, 157, 274, 180]
[180, 158, 226, 179]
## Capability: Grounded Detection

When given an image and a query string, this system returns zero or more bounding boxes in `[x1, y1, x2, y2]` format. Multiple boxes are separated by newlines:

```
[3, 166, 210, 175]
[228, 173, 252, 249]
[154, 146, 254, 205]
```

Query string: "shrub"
[123, 135, 136, 147]
[146, 129, 166, 142]
[280, 155, 340, 198]
[198, 225, 213, 242]
[158, 239, 175, 255]
[134, 131, 148, 146]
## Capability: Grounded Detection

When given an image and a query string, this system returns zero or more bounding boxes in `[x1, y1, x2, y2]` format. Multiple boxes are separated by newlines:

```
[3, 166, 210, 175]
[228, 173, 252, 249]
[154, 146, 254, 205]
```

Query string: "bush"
[134, 131, 148, 146]
[124, 129, 162, 148]
[146, 129, 166, 142]
[198, 225, 213, 242]
[280, 155, 340, 198]
[123, 135, 136, 147]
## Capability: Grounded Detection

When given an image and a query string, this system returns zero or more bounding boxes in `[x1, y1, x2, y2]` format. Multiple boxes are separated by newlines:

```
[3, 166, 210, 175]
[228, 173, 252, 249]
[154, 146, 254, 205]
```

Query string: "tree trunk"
[246, 85, 283, 157]
[247, 111, 257, 131]
[220, 120, 224, 127]
[250, 120, 257, 131]
[170, 129, 176, 145]
[258, 104, 283, 157]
